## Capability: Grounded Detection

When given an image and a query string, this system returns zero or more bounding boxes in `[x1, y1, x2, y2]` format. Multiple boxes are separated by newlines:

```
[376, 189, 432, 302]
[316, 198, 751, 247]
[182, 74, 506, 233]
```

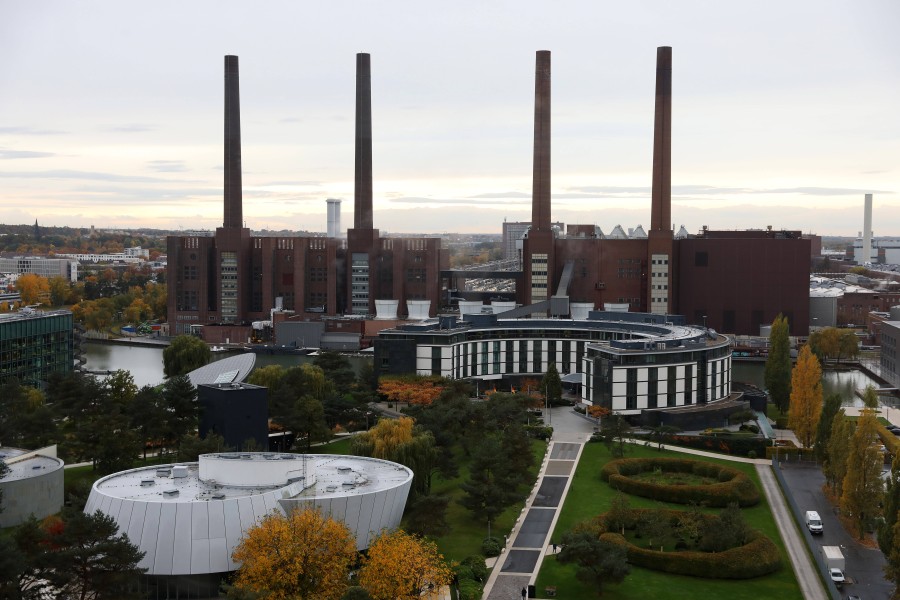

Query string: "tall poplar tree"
[788, 345, 823, 448]
[841, 409, 883, 539]
[824, 411, 853, 495]
[813, 393, 842, 463]
[764, 314, 792, 413]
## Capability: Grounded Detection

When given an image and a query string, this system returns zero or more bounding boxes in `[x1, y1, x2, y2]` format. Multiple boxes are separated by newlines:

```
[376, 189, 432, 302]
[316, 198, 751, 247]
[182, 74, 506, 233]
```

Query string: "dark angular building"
[198, 382, 268, 451]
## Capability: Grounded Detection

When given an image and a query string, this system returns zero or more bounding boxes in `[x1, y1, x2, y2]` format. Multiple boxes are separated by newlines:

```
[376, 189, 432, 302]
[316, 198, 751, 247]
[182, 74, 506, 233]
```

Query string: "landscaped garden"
[535, 442, 803, 599]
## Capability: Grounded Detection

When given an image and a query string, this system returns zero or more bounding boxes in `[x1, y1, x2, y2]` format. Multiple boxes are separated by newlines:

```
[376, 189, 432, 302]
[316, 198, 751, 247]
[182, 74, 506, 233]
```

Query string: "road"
[779, 462, 893, 599]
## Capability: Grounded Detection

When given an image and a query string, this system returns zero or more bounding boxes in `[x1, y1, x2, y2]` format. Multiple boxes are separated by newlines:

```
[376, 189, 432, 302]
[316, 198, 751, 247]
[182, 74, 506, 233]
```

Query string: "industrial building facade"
[168, 49, 809, 342]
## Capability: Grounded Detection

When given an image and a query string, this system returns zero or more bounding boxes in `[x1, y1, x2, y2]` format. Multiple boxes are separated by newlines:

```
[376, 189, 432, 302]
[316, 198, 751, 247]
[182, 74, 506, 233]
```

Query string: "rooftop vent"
[172, 465, 189, 478]
[326, 485, 338, 493]
[211, 493, 226, 500]
[156, 468, 172, 477]
[337, 466, 351, 474]
[162, 489, 179, 498]
[140, 479, 155, 487]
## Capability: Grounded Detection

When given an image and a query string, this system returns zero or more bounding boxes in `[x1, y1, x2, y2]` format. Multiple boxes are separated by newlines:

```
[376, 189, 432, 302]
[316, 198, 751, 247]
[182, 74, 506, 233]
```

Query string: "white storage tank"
[374, 299, 399, 320]
[570, 302, 594, 320]
[458, 300, 484, 320]
[406, 300, 431, 320]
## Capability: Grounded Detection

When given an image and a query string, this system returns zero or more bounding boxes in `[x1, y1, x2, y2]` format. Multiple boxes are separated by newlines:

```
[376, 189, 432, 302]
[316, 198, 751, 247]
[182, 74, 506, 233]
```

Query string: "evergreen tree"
[459, 436, 519, 537]
[162, 334, 210, 378]
[541, 362, 563, 406]
[841, 410, 883, 538]
[557, 529, 630, 595]
[764, 314, 792, 413]
[162, 374, 199, 451]
[43, 510, 146, 599]
[788, 345, 822, 448]
[813, 392, 842, 463]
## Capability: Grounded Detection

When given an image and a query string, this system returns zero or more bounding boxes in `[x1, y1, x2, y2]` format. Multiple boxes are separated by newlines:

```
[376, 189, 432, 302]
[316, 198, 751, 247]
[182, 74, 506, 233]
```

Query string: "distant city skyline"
[1, 1, 898, 236]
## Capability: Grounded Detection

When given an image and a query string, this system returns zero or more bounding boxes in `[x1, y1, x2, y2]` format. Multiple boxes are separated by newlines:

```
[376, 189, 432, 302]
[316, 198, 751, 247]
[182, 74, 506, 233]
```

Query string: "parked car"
[830, 568, 846, 586]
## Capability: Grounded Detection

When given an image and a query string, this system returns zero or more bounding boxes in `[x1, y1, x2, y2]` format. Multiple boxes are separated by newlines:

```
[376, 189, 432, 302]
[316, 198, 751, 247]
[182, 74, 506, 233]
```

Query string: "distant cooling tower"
[406, 300, 431, 320]
[374, 299, 399, 320]
[326, 198, 342, 238]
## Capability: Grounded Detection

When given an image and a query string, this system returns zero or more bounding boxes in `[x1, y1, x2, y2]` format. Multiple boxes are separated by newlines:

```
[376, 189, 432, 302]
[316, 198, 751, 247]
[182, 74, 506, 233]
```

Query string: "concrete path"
[481, 410, 826, 600]
[756, 464, 829, 600]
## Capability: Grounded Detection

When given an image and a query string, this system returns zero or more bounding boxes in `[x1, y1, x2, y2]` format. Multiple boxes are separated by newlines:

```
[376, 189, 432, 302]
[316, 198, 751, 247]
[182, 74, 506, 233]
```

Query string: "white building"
[85, 452, 413, 581]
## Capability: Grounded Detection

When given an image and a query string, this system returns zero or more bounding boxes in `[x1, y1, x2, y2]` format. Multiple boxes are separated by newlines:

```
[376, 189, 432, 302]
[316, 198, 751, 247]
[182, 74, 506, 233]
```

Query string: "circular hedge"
[595, 508, 781, 579]
[600, 457, 760, 507]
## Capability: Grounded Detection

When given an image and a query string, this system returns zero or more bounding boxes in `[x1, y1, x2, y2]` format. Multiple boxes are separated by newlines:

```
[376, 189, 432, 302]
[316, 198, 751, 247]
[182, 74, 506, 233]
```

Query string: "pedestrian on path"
[521, 586, 527, 599]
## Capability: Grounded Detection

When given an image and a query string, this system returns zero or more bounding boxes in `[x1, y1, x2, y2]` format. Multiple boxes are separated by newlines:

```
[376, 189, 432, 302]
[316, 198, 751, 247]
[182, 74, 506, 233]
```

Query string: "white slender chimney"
[326, 198, 342, 238]
[862, 193, 873, 264]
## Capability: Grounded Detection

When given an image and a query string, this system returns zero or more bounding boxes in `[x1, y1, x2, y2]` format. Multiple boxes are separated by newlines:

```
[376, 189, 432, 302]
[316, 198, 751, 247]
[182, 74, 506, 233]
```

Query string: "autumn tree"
[824, 411, 853, 495]
[764, 314, 792, 413]
[557, 529, 630, 596]
[357, 529, 452, 600]
[15, 273, 49, 305]
[351, 418, 437, 496]
[841, 409, 884, 539]
[231, 507, 356, 600]
[813, 392, 842, 463]
[880, 453, 900, 557]
[788, 345, 822, 448]
[378, 376, 445, 407]
[48, 276, 70, 307]
[162, 334, 210, 378]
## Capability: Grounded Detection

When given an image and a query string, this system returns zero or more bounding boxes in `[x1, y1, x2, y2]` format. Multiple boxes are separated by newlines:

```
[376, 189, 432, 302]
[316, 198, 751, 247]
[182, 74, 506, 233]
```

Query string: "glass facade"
[219, 251, 238, 323]
[0, 311, 74, 387]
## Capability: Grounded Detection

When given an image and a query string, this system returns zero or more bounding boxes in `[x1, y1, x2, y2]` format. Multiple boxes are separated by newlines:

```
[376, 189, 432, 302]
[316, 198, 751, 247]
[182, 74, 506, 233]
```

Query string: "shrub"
[481, 536, 502, 557]
[592, 508, 781, 579]
[747, 450, 757, 459]
[460, 555, 488, 582]
[600, 457, 760, 507]
[457, 579, 483, 600]
[524, 425, 553, 440]
[634, 432, 768, 457]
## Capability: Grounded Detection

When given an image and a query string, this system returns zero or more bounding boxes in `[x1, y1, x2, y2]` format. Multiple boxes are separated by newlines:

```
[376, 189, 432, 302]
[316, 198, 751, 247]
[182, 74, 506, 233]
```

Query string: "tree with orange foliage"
[788, 345, 822, 448]
[358, 529, 452, 600]
[231, 507, 356, 600]
[15, 273, 49, 305]
[378, 376, 445, 407]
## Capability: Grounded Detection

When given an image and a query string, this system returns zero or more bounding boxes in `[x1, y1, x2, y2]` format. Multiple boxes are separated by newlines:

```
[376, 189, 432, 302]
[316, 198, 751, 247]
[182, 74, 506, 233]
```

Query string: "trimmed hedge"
[600, 457, 760, 507]
[635, 432, 770, 457]
[593, 508, 782, 579]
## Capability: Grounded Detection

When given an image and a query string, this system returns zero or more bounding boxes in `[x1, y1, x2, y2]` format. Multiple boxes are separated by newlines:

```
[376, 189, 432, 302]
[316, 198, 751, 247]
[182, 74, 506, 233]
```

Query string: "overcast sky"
[1, 1, 898, 236]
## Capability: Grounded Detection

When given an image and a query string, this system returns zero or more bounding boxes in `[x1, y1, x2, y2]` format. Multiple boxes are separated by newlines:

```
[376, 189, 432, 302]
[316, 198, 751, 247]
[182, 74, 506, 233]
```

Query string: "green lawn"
[426, 439, 548, 561]
[535, 442, 802, 600]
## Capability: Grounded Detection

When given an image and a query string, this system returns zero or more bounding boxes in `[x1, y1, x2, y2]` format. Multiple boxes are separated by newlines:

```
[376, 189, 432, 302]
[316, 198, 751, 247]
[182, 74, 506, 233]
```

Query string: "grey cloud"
[389, 196, 529, 206]
[469, 191, 531, 199]
[0, 148, 57, 159]
[0, 169, 195, 183]
[147, 160, 187, 173]
[101, 124, 156, 133]
[0, 126, 67, 135]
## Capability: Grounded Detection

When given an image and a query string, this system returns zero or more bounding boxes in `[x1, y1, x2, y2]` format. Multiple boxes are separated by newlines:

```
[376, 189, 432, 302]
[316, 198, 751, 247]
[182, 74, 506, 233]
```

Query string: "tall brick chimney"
[531, 50, 551, 232]
[354, 53, 373, 231]
[223, 55, 243, 229]
[650, 47, 672, 233]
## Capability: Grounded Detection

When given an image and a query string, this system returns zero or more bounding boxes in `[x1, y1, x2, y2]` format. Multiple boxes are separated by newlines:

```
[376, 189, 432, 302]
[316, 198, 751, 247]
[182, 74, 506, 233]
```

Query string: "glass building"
[0, 309, 74, 387]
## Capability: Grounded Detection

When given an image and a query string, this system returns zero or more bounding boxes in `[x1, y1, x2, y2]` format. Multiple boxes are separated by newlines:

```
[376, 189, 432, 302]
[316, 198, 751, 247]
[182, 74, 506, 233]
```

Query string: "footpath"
[480, 409, 827, 600]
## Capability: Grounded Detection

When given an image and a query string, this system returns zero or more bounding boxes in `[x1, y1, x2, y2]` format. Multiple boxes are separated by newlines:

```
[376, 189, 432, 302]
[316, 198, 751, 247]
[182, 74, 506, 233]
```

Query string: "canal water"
[83, 342, 372, 388]
[732, 361, 884, 407]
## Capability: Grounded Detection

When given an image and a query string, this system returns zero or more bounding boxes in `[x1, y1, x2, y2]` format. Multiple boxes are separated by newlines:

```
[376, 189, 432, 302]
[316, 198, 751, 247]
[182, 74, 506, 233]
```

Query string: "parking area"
[779, 462, 893, 599]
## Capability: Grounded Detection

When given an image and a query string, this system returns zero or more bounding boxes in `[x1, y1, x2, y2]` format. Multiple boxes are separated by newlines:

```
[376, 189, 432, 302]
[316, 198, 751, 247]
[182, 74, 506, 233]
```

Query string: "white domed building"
[85, 452, 413, 596]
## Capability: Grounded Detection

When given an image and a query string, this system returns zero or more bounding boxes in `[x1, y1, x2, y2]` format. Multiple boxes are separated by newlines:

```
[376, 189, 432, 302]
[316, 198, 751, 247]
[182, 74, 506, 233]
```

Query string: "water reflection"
[83, 342, 372, 388]
[732, 361, 884, 407]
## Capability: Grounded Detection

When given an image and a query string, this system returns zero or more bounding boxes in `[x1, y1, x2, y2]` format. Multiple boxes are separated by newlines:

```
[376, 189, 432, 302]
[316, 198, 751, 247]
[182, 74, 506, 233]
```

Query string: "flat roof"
[0, 447, 64, 481]
[92, 453, 412, 503]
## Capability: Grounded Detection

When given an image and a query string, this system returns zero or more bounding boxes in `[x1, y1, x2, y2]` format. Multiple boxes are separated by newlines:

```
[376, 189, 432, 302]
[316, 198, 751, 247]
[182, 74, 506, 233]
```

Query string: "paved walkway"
[480, 410, 826, 600]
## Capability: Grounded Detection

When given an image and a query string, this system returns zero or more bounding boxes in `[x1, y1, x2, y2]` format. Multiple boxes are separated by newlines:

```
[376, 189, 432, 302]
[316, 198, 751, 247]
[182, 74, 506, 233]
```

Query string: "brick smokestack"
[650, 46, 672, 232]
[223, 55, 243, 229]
[531, 50, 551, 232]
[354, 53, 373, 230]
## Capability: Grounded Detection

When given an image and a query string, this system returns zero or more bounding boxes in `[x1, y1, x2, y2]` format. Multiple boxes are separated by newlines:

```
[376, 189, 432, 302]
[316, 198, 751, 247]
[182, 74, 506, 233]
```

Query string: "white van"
[805, 510, 823, 534]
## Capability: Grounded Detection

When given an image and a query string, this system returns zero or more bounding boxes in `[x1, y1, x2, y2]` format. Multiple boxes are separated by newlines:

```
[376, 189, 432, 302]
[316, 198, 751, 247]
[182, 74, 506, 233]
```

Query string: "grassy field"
[534, 442, 803, 600]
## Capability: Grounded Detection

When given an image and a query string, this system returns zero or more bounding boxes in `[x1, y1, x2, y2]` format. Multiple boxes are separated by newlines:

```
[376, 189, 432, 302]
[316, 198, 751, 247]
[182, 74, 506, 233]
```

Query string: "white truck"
[805, 510, 823, 534]
[822, 545, 845, 570]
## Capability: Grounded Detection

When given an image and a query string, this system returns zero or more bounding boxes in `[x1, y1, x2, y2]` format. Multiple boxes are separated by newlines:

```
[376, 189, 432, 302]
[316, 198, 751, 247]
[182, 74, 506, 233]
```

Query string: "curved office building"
[85, 452, 413, 583]
[375, 310, 732, 416]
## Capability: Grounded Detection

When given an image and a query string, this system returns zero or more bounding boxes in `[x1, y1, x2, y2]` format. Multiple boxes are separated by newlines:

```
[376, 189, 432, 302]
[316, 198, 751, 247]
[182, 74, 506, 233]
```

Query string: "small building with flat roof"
[0, 445, 65, 527]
